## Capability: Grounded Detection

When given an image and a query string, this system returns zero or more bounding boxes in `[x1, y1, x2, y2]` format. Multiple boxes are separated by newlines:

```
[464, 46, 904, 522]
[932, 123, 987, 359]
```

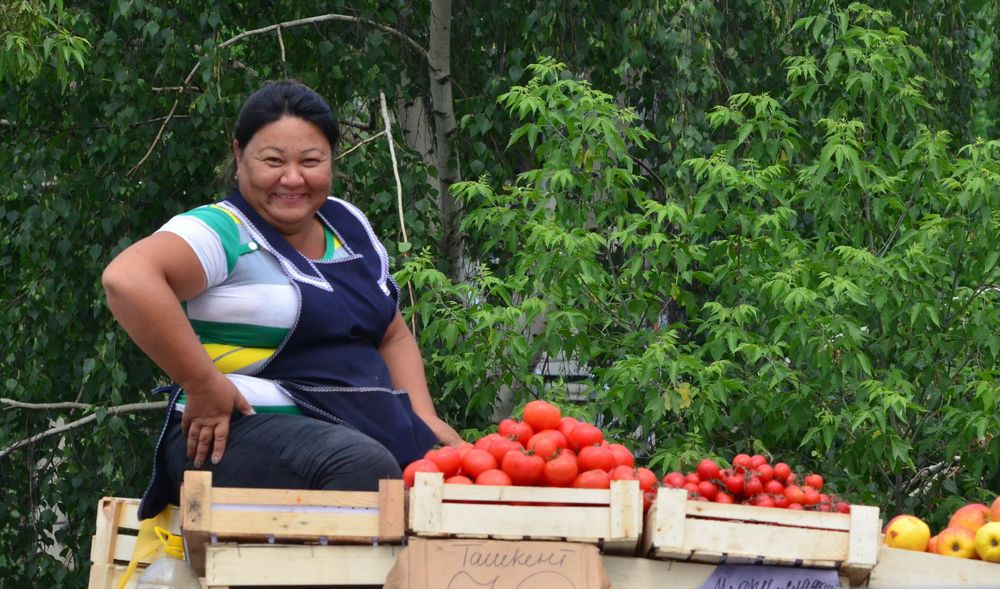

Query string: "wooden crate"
[407, 471, 643, 554]
[181, 470, 405, 576]
[642, 487, 881, 585]
[203, 543, 401, 588]
[87, 497, 192, 589]
[868, 545, 1000, 588]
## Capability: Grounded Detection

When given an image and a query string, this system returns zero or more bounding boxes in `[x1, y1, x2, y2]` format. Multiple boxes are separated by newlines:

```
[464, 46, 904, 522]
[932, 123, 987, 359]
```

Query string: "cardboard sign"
[383, 538, 611, 589]
[696, 564, 841, 589]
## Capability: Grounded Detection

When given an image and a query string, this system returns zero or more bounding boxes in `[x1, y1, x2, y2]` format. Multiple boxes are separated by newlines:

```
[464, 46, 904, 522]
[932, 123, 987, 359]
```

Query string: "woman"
[103, 80, 461, 520]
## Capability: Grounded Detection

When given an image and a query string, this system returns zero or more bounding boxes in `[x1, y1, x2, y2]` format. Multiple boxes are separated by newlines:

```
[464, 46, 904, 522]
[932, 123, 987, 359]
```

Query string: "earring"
[234, 172, 239, 181]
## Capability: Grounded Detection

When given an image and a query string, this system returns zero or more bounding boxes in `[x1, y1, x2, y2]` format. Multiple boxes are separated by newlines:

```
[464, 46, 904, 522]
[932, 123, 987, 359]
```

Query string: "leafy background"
[1, 1, 996, 585]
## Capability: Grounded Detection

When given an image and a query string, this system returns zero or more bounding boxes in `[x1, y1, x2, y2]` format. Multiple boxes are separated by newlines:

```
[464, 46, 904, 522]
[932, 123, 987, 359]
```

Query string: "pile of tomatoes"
[403, 400, 658, 500]
[663, 454, 852, 513]
[404, 400, 851, 515]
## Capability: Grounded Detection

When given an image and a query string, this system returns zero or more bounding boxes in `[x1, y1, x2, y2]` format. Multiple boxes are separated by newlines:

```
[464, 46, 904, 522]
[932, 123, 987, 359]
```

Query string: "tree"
[0, 2, 996, 586]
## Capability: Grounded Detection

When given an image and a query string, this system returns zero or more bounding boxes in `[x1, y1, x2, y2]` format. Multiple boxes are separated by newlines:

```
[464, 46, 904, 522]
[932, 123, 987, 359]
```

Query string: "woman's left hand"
[423, 414, 465, 447]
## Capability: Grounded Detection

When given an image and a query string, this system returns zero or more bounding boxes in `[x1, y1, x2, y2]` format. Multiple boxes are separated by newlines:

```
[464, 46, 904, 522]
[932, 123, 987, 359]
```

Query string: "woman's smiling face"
[234, 115, 333, 239]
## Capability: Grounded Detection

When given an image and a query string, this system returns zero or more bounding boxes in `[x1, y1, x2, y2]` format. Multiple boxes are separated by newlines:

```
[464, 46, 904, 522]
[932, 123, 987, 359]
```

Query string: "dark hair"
[233, 80, 340, 152]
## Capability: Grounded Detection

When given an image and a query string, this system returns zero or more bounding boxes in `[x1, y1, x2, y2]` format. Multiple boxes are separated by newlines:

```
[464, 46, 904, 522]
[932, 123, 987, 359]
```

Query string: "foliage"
[0, 1, 996, 586]
[0, 0, 90, 87]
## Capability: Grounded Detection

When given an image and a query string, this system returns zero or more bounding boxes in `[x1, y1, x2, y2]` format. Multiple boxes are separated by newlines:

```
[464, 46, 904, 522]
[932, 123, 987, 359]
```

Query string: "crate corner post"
[181, 470, 213, 576]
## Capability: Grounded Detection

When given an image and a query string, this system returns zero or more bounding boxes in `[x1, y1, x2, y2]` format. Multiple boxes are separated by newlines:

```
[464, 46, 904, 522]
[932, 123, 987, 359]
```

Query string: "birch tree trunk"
[426, 0, 464, 282]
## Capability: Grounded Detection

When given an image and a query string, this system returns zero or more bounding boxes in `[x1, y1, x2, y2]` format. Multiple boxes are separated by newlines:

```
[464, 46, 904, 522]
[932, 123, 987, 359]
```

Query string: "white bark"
[427, 0, 464, 282]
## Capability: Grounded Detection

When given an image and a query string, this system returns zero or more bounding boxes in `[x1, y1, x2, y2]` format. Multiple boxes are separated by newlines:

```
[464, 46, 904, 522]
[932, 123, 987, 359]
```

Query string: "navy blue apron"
[138, 191, 437, 519]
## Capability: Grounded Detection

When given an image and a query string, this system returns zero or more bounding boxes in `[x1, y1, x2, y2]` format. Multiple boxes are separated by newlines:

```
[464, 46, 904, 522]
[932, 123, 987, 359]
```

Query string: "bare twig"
[1, 398, 91, 410]
[380, 91, 418, 334]
[877, 202, 913, 257]
[277, 25, 286, 63]
[128, 13, 429, 178]
[152, 86, 202, 93]
[0, 400, 169, 459]
[335, 130, 386, 161]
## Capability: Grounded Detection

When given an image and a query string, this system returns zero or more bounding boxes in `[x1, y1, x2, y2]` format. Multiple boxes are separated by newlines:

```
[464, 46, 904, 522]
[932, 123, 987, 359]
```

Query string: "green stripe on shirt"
[190, 319, 288, 348]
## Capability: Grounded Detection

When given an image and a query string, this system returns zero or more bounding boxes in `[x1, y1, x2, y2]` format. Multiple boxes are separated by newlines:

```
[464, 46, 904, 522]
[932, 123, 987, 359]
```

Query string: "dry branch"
[0, 400, 169, 459]
[128, 13, 428, 177]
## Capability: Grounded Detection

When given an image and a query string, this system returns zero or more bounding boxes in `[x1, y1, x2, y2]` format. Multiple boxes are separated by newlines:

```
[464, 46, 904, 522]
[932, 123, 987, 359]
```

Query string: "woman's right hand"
[181, 372, 255, 468]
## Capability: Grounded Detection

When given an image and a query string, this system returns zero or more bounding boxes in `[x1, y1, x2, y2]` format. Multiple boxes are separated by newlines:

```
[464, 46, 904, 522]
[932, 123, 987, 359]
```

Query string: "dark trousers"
[161, 412, 403, 493]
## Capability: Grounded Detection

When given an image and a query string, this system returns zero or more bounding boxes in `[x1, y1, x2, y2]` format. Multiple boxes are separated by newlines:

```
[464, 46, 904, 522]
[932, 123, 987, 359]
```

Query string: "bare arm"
[102, 232, 253, 466]
[378, 312, 463, 446]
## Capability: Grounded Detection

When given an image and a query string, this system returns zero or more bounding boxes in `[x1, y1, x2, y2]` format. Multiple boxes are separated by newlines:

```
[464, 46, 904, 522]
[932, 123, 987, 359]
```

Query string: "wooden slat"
[182, 470, 213, 576]
[211, 486, 380, 508]
[207, 509, 382, 540]
[684, 493, 852, 531]
[662, 518, 849, 565]
[377, 478, 405, 541]
[90, 498, 125, 565]
[437, 478, 613, 505]
[868, 545, 1000, 588]
[846, 504, 880, 567]
[435, 502, 611, 542]
[204, 543, 401, 586]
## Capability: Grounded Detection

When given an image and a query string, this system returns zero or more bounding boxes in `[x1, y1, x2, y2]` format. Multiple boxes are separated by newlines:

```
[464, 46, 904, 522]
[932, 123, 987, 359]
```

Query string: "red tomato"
[744, 477, 764, 497]
[501, 450, 545, 486]
[573, 469, 611, 489]
[636, 467, 658, 492]
[724, 474, 745, 496]
[697, 481, 719, 501]
[754, 494, 776, 508]
[474, 433, 503, 452]
[732, 453, 752, 471]
[783, 484, 806, 505]
[804, 473, 824, 491]
[402, 458, 440, 488]
[454, 443, 473, 460]
[444, 475, 473, 485]
[715, 492, 735, 504]
[526, 431, 562, 460]
[610, 465, 638, 481]
[476, 469, 512, 486]
[558, 416, 579, 439]
[424, 446, 462, 477]
[663, 472, 686, 488]
[764, 480, 785, 495]
[607, 443, 635, 468]
[772, 462, 792, 482]
[485, 436, 521, 464]
[773, 494, 791, 509]
[685, 472, 701, 485]
[461, 448, 497, 479]
[803, 487, 821, 505]
[788, 502, 804, 510]
[750, 454, 769, 469]
[568, 422, 604, 450]
[543, 454, 579, 487]
[835, 501, 851, 514]
[498, 418, 534, 445]
[696, 459, 720, 482]
[682, 482, 700, 496]
[577, 445, 615, 472]
[755, 463, 773, 483]
[522, 400, 561, 431]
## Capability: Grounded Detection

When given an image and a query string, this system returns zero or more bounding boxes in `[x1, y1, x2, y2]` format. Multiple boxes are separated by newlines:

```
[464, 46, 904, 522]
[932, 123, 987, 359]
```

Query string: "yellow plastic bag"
[114, 508, 174, 589]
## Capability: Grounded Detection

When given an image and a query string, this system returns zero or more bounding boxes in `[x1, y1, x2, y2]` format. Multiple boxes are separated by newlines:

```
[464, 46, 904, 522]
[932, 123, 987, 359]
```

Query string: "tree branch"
[335, 129, 386, 161]
[128, 13, 429, 178]
[1, 398, 91, 410]
[0, 401, 169, 459]
[380, 91, 419, 334]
